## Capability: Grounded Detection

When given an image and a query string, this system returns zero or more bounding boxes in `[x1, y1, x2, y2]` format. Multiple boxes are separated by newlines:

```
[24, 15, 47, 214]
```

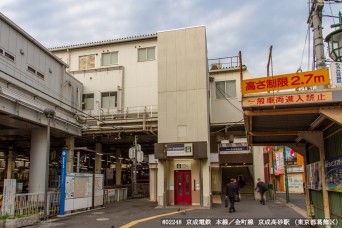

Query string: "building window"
[102, 52, 118, 66]
[4, 52, 15, 62]
[0, 48, 3, 55]
[216, 80, 237, 99]
[101, 91, 117, 108]
[138, 47, 155, 62]
[82, 93, 94, 110]
[79, 54, 95, 70]
[37, 71, 45, 79]
[27, 66, 36, 74]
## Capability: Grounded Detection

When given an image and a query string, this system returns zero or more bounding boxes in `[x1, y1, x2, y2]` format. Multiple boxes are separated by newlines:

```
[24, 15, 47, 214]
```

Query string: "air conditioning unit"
[210, 63, 222, 70]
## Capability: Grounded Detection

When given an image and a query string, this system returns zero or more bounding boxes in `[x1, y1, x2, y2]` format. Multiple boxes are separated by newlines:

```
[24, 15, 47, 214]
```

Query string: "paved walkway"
[28, 194, 309, 228]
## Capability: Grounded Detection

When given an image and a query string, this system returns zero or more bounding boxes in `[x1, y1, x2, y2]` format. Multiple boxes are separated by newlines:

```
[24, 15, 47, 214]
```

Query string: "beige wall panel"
[185, 29, 197, 91]
[197, 89, 210, 141]
[166, 32, 177, 92]
[211, 167, 221, 192]
[193, 28, 207, 90]
[192, 191, 200, 205]
[186, 90, 198, 141]
[177, 91, 187, 126]
[166, 91, 178, 142]
[158, 33, 168, 93]
[158, 92, 168, 143]
[175, 29, 187, 91]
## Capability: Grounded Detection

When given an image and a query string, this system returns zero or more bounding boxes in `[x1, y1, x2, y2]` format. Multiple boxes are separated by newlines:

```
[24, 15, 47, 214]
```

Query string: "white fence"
[103, 188, 128, 205]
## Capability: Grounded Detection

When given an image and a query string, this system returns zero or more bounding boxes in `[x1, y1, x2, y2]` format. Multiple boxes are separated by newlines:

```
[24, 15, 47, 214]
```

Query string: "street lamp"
[43, 108, 55, 221]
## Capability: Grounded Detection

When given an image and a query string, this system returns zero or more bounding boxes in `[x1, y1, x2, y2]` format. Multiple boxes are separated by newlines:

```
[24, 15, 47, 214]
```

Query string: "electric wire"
[299, 27, 310, 71]
[215, 82, 243, 113]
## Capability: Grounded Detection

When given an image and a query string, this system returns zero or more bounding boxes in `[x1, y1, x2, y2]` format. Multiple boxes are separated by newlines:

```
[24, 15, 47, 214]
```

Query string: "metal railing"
[103, 188, 128, 205]
[208, 56, 240, 70]
[0, 191, 60, 218]
[14, 191, 60, 218]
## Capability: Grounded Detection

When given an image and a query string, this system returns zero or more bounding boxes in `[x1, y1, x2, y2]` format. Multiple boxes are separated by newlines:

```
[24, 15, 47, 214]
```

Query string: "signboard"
[274, 150, 284, 175]
[306, 161, 322, 190]
[174, 161, 191, 170]
[288, 173, 304, 193]
[1, 179, 16, 216]
[166, 143, 193, 157]
[243, 92, 333, 107]
[219, 144, 249, 154]
[330, 62, 342, 87]
[325, 155, 342, 192]
[242, 69, 330, 94]
[285, 147, 297, 165]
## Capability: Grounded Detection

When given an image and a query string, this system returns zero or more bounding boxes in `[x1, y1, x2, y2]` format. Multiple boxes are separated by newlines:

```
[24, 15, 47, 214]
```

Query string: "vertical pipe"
[239, 51, 243, 93]
[76, 151, 80, 173]
[44, 118, 51, 220]
[163, 160, 167, 208]
[199, 159, 203, 207]
[283, 146, 290, 203]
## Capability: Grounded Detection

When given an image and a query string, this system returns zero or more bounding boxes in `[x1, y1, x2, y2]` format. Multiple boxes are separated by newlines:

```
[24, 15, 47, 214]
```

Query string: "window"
[101, 91, 117, 108]
[138, 47, 155, 62]
[0, 48, 3, 55]
[102, 52, 118, 66]
[27, 66, 36, 74]
[37, 71, 45, 79]
[4, 52, 15, 62]
[216, 80, 237, 99]
[79, 54, 95, 70]
[82, 93, 94, 110]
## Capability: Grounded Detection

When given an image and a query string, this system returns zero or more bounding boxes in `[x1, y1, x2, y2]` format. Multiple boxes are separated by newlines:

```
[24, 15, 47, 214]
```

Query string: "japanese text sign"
[242, 69, 330, 94]
[243, 92, 332, 107]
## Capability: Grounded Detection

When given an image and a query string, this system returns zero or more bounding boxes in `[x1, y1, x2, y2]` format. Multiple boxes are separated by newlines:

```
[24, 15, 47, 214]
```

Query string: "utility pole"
[309, 0, 327, 82]
[283, 146, 290, 203]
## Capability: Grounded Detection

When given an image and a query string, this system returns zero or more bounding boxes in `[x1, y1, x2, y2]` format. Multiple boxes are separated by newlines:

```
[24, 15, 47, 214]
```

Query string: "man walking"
[225, 179, 238, 213]
[255, 178, 267, 205]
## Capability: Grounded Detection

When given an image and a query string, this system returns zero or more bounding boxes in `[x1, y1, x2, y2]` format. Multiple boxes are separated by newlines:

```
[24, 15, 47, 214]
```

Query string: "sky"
[1, 0, 341, 78]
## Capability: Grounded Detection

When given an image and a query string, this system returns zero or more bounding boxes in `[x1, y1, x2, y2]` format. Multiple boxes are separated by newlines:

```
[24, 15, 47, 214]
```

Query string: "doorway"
[174, 170, 192, 205]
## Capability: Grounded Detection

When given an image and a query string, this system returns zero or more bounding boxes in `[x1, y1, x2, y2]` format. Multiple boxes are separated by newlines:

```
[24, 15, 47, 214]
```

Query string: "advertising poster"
[325, 155, 342, 192]
[306, 162, 322, 190]
[288, 173, 304, 193]
[274, 148, 284, 175]
[285, 147, 297, 165]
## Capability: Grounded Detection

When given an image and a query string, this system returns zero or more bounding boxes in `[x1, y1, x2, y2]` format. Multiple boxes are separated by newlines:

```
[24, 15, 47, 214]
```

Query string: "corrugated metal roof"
[50, 33, 158, 51]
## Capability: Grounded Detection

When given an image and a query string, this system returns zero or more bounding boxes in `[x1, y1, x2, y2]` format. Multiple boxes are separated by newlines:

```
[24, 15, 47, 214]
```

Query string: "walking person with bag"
[225, 179, 238, 213]
[255, 178, 267, 205]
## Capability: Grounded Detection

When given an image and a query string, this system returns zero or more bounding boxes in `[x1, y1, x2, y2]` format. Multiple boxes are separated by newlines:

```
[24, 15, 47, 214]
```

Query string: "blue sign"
[59, 149, 67, 215]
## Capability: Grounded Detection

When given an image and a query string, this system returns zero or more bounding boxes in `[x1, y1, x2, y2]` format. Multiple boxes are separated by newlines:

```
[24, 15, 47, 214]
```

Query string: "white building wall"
[210, 70, 252, 124]
[52, 39, 158, 116]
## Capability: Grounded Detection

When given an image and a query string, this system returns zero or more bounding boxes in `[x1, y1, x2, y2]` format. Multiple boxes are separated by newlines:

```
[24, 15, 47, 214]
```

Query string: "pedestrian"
[226, 178, 238, 213]
[234, 179, 240, 202]
[255, 178, 267, 205]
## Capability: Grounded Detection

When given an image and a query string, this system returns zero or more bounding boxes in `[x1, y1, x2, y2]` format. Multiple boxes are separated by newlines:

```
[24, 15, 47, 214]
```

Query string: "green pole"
[283, 146, 290, 203]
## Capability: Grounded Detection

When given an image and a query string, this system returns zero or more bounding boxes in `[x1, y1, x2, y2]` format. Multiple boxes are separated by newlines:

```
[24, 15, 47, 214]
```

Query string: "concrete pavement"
[29, 195, 309, 228]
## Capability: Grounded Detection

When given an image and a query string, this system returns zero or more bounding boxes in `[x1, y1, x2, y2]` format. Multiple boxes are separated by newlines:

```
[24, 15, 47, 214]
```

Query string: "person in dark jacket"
[225, 179, 238, 213]
[255, 178, 266, 205]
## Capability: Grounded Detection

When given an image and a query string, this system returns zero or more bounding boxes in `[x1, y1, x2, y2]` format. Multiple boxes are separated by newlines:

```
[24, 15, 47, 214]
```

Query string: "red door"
[175, 170, 192, 205]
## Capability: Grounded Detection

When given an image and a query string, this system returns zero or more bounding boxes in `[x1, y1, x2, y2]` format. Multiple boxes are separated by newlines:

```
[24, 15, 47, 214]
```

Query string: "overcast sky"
[1, 0, 341, 77]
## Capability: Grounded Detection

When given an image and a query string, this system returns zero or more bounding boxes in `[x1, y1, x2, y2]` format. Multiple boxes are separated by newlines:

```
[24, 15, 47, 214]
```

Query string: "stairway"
[221, 167, 254, 195]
